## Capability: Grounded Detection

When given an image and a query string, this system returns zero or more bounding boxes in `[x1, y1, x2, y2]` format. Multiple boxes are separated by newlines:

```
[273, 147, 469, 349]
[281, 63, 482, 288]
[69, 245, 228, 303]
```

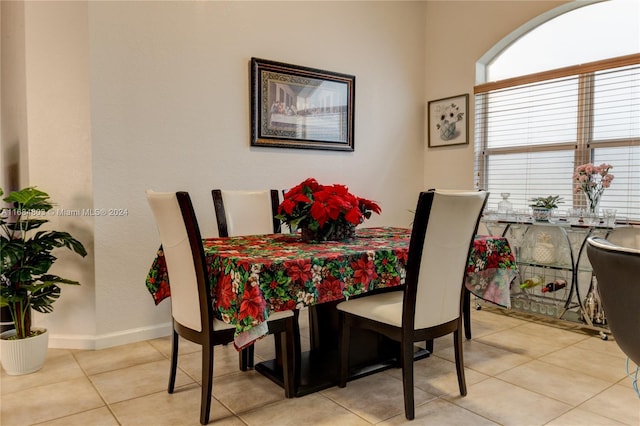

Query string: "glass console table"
[482, 217, 618, 339]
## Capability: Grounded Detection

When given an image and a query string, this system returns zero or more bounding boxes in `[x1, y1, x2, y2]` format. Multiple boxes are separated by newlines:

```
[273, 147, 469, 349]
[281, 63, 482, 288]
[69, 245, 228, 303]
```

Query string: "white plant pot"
[1, 328, 49, 375]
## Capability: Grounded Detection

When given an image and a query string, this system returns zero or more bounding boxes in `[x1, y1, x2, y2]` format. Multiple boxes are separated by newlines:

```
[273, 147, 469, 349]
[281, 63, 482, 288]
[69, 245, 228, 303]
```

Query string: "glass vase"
[584, 191, 601, 215]
[497, 193, 513, 218]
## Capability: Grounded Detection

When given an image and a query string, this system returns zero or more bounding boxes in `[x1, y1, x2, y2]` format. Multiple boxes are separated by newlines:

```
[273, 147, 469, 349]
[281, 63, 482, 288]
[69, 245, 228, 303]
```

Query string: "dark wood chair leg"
[338, 312, 350, 388]
[200, 344, 214, 425]
[463, 288, 471, 340]
[239, 345, 254, 371]
[291, 310, 301, 393]
[402, 340, 415, 420]
[453, 327, 467, 396]
[168, 329, 179, 393]
[281, 318, 297, 398]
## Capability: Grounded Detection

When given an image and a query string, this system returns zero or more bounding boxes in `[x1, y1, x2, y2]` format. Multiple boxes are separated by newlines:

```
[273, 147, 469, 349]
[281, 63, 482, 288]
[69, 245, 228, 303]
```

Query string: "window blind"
[474, 54, 640, 222]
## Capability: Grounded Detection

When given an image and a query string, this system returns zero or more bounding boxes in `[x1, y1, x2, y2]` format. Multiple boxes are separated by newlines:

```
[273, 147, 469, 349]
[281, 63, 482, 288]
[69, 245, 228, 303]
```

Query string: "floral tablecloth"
[465, 235, 518, 308]
[146, 227, 409, 347]
[146, 228, 517, 347]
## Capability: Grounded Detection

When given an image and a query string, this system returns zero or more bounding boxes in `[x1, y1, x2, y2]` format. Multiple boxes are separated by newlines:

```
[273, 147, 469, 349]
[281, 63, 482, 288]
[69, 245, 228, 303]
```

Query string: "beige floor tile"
[1, 349, 85, 395]
[437, 339, 531, 376]
[241, 393, 370, 426]
[574, 335, 631, 360]
[37, 407, 120, 426]
[539, 345, 630, 383]
[497, 359, 612, 406]
[384, 354, 490, 397]
[2, 308, 635, 426]
[175, 344, 242, 382]
[545, 407, 628, 426]
[510, 320, 590, 345]
[0, 377, 105, 425]
[476, 327, 570, 358]
[445, 377, 572, 425]
[616, 362, 639, 389]
[579, 384, 640, 425]
[90, 358, 194, 404]
[321, 372, 436, 423]
[147, 335, 203, 357]
[466, 305, 530, 337]
[380, 397, 499, 425]
[110, 383, 241, 425]
[74, 341, 165, 375]
[212, 370, 288, 414]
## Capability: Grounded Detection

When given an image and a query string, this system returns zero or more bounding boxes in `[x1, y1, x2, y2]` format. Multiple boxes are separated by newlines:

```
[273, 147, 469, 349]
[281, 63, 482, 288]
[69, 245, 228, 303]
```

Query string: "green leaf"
[4, 187, 53, 211]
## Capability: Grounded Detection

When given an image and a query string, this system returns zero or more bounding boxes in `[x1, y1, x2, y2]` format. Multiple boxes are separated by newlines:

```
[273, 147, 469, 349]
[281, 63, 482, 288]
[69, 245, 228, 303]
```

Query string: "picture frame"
[427, 94, 469, 148]
[251, 58, 355, 151]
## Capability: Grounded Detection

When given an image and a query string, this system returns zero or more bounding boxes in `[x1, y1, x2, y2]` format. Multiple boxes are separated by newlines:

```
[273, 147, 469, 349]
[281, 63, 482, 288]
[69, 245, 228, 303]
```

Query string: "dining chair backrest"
[146, 190, 209, 333]
[212, 189, 281, 237]
[586, 236, 640, 366]
[405, 190, 488, 329]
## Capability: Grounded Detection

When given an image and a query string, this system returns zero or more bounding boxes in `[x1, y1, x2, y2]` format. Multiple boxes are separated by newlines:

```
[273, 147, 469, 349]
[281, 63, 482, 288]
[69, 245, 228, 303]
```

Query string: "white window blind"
[475, 55, 640, 222]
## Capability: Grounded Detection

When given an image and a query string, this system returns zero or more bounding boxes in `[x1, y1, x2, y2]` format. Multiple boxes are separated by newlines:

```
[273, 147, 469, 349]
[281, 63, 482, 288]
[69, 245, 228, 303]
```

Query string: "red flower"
[352, 255, 378, 286]
[239, 284, 266, 322]
[215, 273, 234, 309]
[286, 259, 312, 283]
[154, 283, 171, 304]
[276, 178, 382, 238]
[395, 248, 408, 265]
[359, 197, 382, 215]
[317, 275, 343, 303]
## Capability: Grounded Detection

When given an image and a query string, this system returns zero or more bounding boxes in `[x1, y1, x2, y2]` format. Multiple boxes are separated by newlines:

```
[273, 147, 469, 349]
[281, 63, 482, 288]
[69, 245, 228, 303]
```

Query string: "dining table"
[145, 226, 518, 395]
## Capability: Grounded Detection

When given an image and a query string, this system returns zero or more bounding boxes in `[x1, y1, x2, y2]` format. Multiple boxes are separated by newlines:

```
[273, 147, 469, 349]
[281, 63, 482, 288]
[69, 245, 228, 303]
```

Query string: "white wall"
[423, 0, 567, 190]
[2, 0, 570, 349]
[88, 1, 427, 348]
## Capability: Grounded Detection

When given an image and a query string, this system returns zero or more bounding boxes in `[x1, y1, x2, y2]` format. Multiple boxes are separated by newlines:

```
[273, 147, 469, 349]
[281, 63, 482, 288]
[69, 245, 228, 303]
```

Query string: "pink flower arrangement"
[573, 163, 614, 212]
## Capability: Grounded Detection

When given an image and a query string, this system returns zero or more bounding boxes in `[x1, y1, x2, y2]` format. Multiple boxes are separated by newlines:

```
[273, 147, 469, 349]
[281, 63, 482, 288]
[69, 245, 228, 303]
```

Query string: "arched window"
[474, 0, 640, 221]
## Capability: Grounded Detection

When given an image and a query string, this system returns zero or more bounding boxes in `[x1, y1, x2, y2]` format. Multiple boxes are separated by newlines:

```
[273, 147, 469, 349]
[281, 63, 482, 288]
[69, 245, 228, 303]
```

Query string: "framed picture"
[427, 94, 469, 148]
[251, 58, 355, 151]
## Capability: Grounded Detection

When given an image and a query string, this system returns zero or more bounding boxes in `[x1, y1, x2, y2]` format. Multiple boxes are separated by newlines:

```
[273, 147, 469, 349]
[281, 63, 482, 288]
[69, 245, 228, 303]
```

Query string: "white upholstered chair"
[211, 189, 281, 237]
[337, 189, 488, 420]
[146, 190, 296, 424]
[211, 188, 300, 377]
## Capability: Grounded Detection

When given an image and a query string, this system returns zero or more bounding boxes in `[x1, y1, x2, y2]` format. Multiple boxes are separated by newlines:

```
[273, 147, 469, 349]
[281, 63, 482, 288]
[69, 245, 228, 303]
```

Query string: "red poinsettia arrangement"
[277, 178, 381, 241]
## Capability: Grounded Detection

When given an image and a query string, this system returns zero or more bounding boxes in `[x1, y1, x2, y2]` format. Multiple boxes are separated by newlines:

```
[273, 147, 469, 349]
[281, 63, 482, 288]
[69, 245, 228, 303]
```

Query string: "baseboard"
[48, 322, 172, 350]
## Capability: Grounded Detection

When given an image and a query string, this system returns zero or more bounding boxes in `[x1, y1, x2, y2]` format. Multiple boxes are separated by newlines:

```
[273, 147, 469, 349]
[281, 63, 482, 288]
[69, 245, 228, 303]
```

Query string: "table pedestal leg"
[256, 300, 430, 397]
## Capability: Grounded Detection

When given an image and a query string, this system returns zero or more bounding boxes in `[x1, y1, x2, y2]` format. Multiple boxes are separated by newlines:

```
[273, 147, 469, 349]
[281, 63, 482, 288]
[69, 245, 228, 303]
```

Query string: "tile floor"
[1, 307, 639, 425]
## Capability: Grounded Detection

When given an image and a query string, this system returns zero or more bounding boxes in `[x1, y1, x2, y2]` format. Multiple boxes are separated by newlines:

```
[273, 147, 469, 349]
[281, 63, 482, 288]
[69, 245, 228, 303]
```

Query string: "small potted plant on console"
[529, 195, 563, 222]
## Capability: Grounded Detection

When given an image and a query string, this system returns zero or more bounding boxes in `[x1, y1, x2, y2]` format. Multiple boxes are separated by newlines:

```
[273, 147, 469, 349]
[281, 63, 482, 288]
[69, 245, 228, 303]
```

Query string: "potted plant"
[277, 178, 381, 242]
[529, 195, 563, 222]
[0, 187, 86, 375]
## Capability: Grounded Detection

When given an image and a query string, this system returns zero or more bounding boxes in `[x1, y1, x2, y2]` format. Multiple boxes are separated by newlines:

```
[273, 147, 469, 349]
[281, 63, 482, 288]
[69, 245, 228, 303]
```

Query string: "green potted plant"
[0, 187, 87, 375]
[529, 195, 563, 221]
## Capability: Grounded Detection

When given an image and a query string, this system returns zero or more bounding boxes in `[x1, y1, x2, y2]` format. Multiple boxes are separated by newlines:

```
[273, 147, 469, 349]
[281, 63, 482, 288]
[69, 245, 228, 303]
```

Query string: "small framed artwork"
[251, 58, 355, 151]
[427, 94, 469, 148]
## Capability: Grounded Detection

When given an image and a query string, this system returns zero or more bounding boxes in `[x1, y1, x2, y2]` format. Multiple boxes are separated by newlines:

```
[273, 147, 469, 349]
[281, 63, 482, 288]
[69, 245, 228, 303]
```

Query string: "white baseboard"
[48, 322, 172, 350]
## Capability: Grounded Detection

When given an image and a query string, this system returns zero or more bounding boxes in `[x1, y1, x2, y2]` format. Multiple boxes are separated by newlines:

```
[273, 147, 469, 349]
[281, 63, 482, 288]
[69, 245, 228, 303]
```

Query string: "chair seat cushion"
[213, 310, 293, 332]
[266, 310, 294, 321]
[337, 291, 403, 327]
[212, 318, 236, 331]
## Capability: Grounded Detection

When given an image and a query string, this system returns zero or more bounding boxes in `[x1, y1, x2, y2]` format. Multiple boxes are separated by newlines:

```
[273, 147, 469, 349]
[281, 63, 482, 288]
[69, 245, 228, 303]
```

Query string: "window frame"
[474, 54, 640, 221]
